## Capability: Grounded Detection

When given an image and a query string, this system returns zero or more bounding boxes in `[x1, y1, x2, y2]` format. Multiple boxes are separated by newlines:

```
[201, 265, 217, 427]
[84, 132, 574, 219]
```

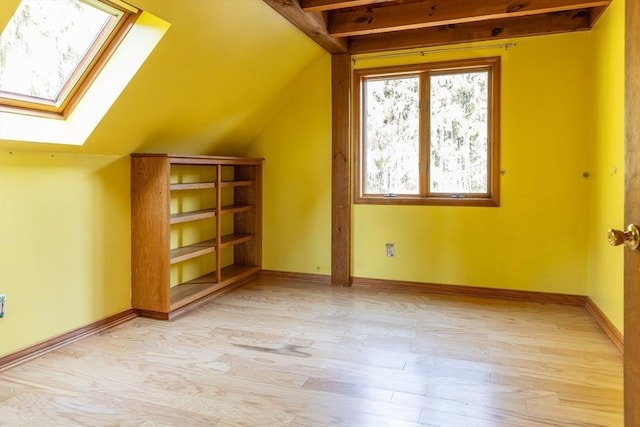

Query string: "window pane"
[363, 76, 419, 194]
[0, 0, 120, 102]
[429, 71, 489, 194]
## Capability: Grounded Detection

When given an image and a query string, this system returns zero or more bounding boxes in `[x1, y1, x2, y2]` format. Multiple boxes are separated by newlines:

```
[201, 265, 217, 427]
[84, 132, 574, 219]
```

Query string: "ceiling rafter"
[263, 0, 348, 54]
[349, 9, 592, 54]
[301, 0, 396, 13]
[263, 0, 612, 54]
[329, 0, 610, 37]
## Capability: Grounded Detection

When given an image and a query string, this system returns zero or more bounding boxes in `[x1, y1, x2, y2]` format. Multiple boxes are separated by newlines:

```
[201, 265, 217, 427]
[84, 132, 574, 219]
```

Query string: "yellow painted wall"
[247, 54, 333, 275]
[0, 152, 131, 356]
[587, 0, 625, 332]
[251, 31, 598, 296]
[352, 34, 592, 294]
[0, 1, 324, 357]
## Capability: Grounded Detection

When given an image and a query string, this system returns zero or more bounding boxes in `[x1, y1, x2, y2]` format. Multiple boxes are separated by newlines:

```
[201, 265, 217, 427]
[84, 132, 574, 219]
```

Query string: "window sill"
[355, 195, 500, 207]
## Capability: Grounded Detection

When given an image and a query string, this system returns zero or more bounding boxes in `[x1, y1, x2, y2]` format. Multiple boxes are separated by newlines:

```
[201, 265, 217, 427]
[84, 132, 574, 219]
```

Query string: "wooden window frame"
[353, 57, 501, 207]
[0, 0, 139, 119]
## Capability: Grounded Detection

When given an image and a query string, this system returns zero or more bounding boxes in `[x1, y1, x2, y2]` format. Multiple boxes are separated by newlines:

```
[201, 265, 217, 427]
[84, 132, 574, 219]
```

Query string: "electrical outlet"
[0, 294, 5, 318]
[385, 242, 395, 257]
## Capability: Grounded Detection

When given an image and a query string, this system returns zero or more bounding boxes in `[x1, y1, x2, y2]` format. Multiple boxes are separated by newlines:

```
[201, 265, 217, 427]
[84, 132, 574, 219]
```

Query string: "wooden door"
[625, 0, 640, 425]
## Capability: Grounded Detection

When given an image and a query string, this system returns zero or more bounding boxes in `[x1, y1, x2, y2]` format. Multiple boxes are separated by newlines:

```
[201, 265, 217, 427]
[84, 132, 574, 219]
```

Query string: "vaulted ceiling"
[263, 0, 611, 54]
[0, 0, 611, 155]
[0, 0, 325, 155]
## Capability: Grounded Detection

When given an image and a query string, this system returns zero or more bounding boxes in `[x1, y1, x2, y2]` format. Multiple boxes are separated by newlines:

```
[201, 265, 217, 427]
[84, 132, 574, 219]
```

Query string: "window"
[0, 0, 138, 117]
[354, 57, 501, 206]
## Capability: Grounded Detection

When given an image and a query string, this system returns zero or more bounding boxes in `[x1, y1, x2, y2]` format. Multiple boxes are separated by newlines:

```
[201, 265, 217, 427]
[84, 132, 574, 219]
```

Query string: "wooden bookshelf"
[131, 153, 263, 320]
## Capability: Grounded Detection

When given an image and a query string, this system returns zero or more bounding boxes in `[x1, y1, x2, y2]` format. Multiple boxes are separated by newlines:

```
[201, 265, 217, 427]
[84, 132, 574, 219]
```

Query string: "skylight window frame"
[0, 0, 140, 119]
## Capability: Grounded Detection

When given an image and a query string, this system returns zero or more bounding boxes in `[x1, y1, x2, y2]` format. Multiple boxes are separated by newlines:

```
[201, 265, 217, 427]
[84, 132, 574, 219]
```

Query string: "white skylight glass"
[0, 0, 129, 113]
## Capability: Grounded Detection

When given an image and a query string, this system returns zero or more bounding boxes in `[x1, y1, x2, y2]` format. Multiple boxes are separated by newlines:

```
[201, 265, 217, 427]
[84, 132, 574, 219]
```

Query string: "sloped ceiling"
[0, 0, 325, 155]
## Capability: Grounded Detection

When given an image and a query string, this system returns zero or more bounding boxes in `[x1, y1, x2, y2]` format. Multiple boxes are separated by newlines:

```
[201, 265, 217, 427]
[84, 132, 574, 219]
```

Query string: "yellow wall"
[355, 34, 592, 294]
[252, 31, 599, 296]
[587, 0, 625, 332]
[247, 54, 333, 275]
[0, 152, 131, 355]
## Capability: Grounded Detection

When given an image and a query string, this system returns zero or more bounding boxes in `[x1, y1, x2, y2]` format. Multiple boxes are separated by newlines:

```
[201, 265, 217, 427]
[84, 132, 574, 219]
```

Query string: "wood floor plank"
[302, 376, 395, 402]
[0, 277, 623, 426]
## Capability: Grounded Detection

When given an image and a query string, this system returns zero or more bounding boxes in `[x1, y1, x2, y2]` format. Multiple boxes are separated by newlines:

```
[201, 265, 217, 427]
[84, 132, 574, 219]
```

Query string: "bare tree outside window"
[363, 76, 419, 195]
[430, 71, 488, 194]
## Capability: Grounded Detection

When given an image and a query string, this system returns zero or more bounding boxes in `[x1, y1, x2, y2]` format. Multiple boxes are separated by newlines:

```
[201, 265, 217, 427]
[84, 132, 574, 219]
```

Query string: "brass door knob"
[608, 224, 640, 249]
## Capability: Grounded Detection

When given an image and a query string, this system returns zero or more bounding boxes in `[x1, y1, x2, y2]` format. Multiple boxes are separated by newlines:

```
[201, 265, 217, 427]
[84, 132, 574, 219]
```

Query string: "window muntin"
[354, 57, 500, 206]
[0, 0, 137, 117]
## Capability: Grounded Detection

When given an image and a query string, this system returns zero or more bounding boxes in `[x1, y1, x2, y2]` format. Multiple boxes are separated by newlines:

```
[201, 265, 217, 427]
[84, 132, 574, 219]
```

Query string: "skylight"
[0, 0, 137, 117]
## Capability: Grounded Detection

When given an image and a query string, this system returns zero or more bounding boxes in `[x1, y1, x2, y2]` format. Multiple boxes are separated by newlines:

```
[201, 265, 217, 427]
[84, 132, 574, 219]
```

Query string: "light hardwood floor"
[0, 277, 623, 426]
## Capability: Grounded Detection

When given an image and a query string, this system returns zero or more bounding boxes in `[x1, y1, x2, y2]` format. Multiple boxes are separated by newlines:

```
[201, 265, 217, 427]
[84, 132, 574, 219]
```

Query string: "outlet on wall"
[385, 242, 395, 257]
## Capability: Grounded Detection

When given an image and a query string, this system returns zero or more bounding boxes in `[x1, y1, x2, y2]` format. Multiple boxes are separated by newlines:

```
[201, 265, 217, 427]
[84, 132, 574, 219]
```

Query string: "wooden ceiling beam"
[329, 0, 610, 37]
[301, 0, 395, 13]
[263, 0, 348, 54]
[348, 9, 592, 54]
